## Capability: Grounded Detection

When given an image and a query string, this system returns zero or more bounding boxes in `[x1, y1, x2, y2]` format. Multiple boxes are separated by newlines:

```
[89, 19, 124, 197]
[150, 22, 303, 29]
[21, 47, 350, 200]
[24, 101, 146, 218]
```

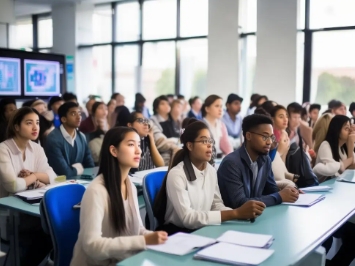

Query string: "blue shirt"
[222, 112, 242, 138]
[53, 113, 61, 128]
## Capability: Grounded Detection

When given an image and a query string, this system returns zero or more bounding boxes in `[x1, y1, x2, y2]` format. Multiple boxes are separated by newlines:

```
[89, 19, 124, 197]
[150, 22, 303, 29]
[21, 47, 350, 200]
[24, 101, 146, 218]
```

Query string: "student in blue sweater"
[45, 102, 95, 178]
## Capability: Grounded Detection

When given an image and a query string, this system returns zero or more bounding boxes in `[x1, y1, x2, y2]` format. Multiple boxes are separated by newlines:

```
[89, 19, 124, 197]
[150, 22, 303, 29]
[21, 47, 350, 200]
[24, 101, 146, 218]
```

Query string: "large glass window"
[310, 0, 355, 29]
[115, 45, 139, 108]
[93, 5, 112, 43]
[38, 17, 53, 48]
[179, 39, 208, 100]
[115, 2, 140, 41]
[9, 18, 33, 49]
[311, 31, 355, 105]
[180, 0, 208, 37]
[143, 0, 177, 40]
[142, 42, 175, 106]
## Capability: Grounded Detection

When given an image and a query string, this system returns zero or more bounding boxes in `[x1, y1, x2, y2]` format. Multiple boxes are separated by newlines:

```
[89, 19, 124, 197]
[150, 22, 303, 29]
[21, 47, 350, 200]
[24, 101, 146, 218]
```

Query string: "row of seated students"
[1, 91, 355, 265]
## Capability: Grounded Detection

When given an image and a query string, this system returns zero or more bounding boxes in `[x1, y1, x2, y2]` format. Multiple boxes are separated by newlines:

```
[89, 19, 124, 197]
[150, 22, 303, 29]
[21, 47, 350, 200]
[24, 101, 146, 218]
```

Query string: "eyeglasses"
[194, 138, 215, 145]
[249, 132, 276, 143]
[135, 118, 150, 125]
[69, 111, 81, 117]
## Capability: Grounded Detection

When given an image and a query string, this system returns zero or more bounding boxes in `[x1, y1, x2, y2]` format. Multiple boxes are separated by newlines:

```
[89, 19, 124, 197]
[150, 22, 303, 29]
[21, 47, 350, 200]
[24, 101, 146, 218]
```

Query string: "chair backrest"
[143, 171, 167, 230]
[41, 184, 86, 266]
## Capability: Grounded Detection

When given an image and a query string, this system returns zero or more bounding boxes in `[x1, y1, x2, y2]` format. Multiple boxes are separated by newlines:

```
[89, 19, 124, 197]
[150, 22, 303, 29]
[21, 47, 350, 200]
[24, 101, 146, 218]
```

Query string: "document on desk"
[217, 230, 274, 248]
[194, 242, 274, 265]
[130, 167, 168, 185]
[282, 193, 325, 207]
[337, 170, 355, 183]
[301, 186, 333, 192]
[147, 232, 216, 256]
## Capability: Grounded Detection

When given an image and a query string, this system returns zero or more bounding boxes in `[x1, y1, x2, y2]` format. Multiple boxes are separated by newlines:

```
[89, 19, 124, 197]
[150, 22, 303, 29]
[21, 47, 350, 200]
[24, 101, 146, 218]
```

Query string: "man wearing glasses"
[217, 114, 299, 212]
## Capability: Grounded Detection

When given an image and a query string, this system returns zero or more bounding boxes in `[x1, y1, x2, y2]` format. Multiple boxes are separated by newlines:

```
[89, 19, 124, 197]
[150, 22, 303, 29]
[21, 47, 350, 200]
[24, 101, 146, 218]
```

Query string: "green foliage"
[192, 69, 207, 98]
[155, 68, 175, 96]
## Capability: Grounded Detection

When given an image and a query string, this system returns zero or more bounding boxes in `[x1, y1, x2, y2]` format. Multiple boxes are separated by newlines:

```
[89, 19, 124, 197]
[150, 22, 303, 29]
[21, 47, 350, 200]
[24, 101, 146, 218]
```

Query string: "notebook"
[147, 232, 216, 256]
[217, 231, 274, 248]
[194, 242, 274, 265]
[301, 186, 333, 192]
[337, 170, 355, 183]
[282, 193, 325, 207]
[129, 167, 168, 185]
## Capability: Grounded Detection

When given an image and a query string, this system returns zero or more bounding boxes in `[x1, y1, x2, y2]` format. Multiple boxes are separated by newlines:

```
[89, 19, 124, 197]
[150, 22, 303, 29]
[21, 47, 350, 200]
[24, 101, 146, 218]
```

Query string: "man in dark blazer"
[217, 114, 299, 209]
[187, 96, 203, 120]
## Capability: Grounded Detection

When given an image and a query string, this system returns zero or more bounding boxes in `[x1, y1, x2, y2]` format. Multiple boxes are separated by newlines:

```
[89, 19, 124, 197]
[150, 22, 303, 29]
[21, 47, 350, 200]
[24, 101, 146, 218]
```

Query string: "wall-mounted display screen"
[0, 57, 21, 95]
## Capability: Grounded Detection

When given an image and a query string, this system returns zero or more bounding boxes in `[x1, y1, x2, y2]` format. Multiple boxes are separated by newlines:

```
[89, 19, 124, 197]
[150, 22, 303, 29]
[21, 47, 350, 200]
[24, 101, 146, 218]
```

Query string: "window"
[38, 17, 53, 48]
[143, 0, 177, 40]
[310, 0, 355, 29]
[9, 18, 33, 49]
[115, 45, 139, 108]
[180, 0, 208, 37]
[311, 31, 355, 105]
[179, 39, 208, 100]
[93, 5, 112, 43]
[239, 35, 256, 103]
[115, 2, 140, 41]
[142, 42, 175, 105]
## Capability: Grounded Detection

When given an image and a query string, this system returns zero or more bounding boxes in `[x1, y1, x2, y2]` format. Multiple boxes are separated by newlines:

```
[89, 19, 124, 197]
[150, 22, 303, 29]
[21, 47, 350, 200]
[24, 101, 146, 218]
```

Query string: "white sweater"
[271, 152, 295, 189]
[313, 141, 351, 183]
[71, 175, 151, 266]
[164, 161, 230, 229]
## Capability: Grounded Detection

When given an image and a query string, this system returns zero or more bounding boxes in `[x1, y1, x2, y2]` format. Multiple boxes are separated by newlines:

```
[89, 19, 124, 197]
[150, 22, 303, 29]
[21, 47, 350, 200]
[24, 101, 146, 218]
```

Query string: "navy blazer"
[217, 146, 282, 208]
[187, 110, 202, 120]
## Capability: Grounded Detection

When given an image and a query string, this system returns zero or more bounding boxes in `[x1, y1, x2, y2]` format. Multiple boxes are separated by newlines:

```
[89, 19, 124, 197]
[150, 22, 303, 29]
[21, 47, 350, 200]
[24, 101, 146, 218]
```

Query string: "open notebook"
[194, 242, 274, 265]
[217, 231, 274, 249]
[337, 170, 355, 183]
[129, 167, 168, 185]
[282, 193, 325, 207]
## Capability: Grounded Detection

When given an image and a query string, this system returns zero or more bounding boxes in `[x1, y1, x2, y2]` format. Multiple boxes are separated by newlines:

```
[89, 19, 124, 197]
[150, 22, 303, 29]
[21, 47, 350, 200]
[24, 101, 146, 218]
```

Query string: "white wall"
[0, 0, 15, 24]
[207, 0, 240, 102]
[254, 0, 298, 106]
[0, 24, 7, 48]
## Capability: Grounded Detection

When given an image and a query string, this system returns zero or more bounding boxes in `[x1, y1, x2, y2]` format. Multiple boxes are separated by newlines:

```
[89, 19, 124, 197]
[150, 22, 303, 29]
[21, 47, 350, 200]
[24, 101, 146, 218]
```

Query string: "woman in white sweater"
[71, 127, 167, 266]
[313, 115, 355, 183]
[153, 119, 265, 235]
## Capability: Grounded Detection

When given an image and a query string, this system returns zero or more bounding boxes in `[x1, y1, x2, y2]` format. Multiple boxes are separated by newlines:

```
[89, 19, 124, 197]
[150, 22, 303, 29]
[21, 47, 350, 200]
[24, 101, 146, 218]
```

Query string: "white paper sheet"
[337, 170, 355, 183]
[131, 167, 168, 180]
[301, 186, 332, 192]
[217, 230, 274, 248]
[282, 193, 325, 207]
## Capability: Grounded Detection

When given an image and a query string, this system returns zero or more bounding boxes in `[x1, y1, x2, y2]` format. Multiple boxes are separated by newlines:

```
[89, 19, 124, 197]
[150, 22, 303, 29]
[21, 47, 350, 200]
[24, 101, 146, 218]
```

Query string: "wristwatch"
[293, 174, 300, 183]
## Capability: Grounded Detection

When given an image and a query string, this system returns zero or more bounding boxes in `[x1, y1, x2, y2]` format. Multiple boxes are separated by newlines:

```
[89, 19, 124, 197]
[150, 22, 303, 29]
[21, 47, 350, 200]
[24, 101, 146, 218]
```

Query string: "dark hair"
[22, 99, 36, 107]
[48, 96, 63, 111]
[287, 102, 303, 115]
[249, 93, 261, 108]
[6, 107, 39, 139]
[188, 96, 200, 107]
[254, 107, 271, 117]
[251, 95, 268, 108]
[242, 114, 273, 139]
[0, 98, 16, 123]
[330, 100, 343, 110]
[201, 95, 222, 117]
[115, 106, 131, 126]
[134, 93, 146, 112]
[58, 102, 79, 120]
[328, 99, 337, 109]
[270, 105, 287, 118]
[111, 93, 120, 100]
[325, 115, 350, 162]
[258, 101, 276, 115]
[38, 113, 54, 147]
[98, 127, 139, 233]
[301, 107, 308, 118]
[62, 92, 78, 102]
[92, 101, 105, 116]
[152, 96, 169, 115]
[177, 95, 185, 100]
[127, 111, 142, 126]
[166, 94, 174, 98]
[309, 104, 321, 112]
[154, 119, 209, 224]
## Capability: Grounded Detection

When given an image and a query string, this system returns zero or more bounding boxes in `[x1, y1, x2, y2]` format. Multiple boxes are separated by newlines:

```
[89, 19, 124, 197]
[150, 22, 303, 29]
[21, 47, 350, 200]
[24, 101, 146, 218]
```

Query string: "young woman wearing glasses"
[153, 119, 265, 235]
[127, 112, 164, 172]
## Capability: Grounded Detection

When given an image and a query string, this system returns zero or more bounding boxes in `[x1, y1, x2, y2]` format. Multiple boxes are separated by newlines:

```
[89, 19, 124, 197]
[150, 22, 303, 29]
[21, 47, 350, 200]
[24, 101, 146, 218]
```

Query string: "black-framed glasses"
[249, 132, 276, 143]
[194, 138, 215, 145]
[135, 118, 150, 125]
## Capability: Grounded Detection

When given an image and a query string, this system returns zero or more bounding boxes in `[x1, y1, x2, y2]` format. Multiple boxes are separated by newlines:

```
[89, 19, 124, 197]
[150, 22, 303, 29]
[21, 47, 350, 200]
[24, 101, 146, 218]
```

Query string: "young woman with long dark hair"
[71, 127, 167, 265]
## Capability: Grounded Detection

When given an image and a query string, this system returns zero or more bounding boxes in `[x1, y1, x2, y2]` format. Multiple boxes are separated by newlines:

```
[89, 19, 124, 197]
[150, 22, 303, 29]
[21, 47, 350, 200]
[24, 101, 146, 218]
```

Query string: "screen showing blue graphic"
[24, 59, 60, 96]
[0, 57, 21, 95]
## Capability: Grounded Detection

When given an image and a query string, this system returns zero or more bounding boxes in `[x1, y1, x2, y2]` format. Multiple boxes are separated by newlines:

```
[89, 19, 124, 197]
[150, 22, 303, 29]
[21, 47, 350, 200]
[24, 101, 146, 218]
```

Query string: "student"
[45, 102, 95, 178]
[0, 107, 54, 265]
[187, 96, 203, 120]
[154, 119, 265, 235]
[329, 100, 347, 115]
[150, 96, 171, 131]
[166, 94, 175, 104]
[246, 93, 260, 116]
[308, 103, 321, 128]
[222, 93, 243, 139]
[202, 95, 233, 157]
[127, 112, 164, 172]
[79, 99, 99, 134]
[349, 102, 355, 119]
[177, 94, 189, 118]
[312, 113, 333, 153]
[48, 96, 64, 128]
[270, 105, 288, 142]
[111, 92, 125, 107]
[134, 93, 150, 119]
[160, 100, 183, 138]
[30, 99, 47, 114]
[0, 98, 17, 142]
[107, 99, 117, 128]
[217, 114, 299, 209]
[313, 115, 355, 183]
[62, 92, 88, 120]
[71, 127, 167, 265]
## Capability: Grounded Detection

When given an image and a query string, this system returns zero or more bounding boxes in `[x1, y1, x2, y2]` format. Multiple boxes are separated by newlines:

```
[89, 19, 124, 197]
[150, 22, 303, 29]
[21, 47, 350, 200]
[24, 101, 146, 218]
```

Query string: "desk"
[119, 179, 355, 266]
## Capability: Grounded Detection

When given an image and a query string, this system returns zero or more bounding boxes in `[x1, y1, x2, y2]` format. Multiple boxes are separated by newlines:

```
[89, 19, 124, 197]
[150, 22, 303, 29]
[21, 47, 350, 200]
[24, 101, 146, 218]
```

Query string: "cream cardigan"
[71, 175, 151, 266]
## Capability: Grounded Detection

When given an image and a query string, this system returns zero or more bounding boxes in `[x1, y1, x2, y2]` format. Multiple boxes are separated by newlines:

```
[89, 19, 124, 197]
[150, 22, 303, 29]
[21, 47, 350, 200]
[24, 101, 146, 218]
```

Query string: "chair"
[40, 184, 86, 266]
[143, 171, 167, 230]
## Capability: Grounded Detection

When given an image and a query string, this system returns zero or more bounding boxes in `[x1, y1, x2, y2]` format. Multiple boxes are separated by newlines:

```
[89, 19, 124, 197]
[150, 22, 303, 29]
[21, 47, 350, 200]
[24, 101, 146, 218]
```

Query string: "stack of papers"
[337, 170, 355, 183]
[129, 167, 168, 185]
[301, 186, 333, 192]
[147, 233, 216, 255]
[282, 193, 325, 207]
[217, 231, 274, 249]
[194, 242, 274, 265]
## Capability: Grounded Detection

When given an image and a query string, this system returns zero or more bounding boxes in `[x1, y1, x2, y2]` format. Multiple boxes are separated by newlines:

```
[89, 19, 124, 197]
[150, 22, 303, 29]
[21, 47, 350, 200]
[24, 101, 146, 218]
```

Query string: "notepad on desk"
[194, 242, 274, 265]
[129, 167, 168, 185]
[301, 186, 333, 192]
[337, 170, 355, 183]
[217, 230, 274, 248]
[282, 193, 325, 207]
[147, 232, 216, 256]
